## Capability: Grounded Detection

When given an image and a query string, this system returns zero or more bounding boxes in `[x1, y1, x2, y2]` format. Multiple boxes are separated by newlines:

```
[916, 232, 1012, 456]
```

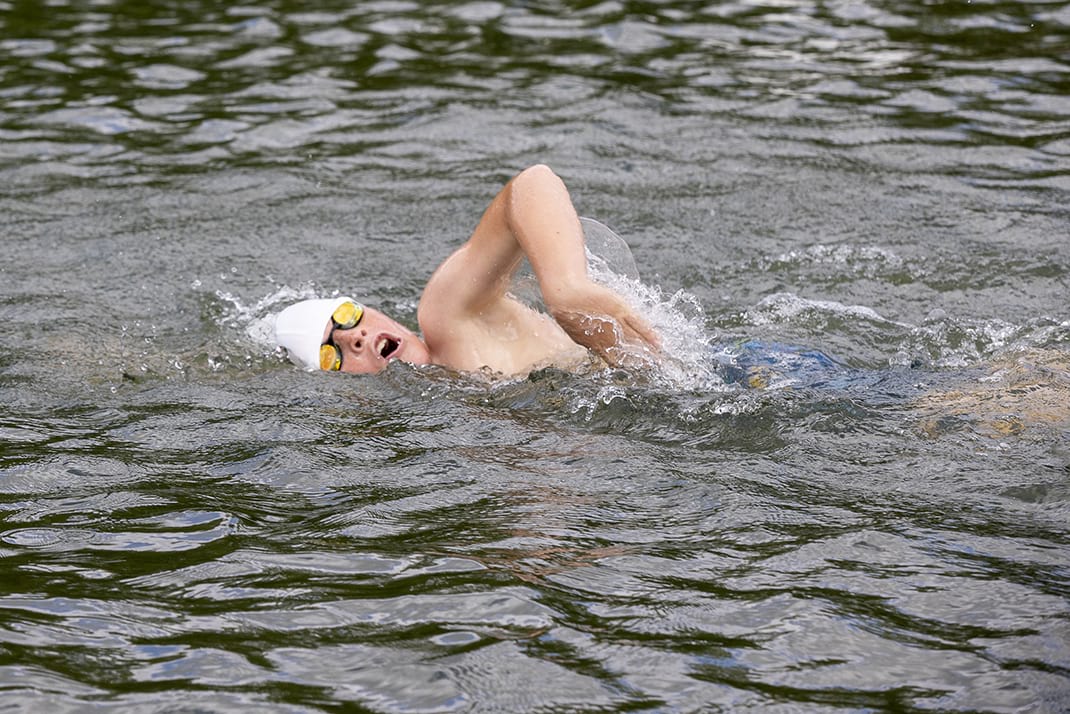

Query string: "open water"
[2, 1, 1069, 711]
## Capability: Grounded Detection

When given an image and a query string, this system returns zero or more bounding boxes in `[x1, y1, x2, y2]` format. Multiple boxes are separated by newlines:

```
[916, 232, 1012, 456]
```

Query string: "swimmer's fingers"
[613, 314, 662, 370]
[621, 311, 661, 351]
[549, 282, 662, 368]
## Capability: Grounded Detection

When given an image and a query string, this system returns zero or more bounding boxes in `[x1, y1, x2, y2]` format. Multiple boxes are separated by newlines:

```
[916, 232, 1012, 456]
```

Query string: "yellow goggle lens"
[319, 343, 342, 371]
[332, 301, 364, 329]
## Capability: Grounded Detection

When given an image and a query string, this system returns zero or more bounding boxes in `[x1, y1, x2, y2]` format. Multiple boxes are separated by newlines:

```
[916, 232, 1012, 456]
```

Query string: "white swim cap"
[274, 297, 353, 371]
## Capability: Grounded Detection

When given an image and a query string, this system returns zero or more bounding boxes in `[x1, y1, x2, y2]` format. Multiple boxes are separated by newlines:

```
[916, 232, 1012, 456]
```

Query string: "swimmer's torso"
[421, 294, 589, 376]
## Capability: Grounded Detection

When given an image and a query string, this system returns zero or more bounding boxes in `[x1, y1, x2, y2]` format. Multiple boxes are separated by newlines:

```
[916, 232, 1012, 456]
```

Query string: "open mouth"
[377, 336, 400, 359]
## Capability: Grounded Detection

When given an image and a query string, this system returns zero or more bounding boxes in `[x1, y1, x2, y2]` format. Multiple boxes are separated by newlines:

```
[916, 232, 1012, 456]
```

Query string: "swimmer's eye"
[320, 301, 364, 371]
[320, 343, 342, 371]
[332, 301, 363, 329]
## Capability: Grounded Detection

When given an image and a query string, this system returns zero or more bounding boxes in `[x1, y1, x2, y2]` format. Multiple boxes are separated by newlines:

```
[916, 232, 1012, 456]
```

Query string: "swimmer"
[274, 164, 661, 376]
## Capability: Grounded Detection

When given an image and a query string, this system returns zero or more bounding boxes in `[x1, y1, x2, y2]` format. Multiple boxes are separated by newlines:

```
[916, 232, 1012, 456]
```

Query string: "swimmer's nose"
[340, 327, 369, 352]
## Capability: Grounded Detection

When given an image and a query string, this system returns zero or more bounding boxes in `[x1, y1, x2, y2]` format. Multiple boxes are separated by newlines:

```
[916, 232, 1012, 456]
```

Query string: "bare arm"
[420, 164, 659, 366]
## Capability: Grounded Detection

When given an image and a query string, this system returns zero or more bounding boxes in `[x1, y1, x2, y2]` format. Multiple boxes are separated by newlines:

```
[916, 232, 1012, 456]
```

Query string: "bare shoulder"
[420, 292, 586, 375]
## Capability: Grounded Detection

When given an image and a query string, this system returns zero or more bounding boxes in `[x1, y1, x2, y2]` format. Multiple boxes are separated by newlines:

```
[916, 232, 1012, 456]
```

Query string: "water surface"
[1, 1, 1069, 711]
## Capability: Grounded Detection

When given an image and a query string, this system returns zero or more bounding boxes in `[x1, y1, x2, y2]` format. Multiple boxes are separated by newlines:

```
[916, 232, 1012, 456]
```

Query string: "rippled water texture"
[2, 1, 1069, 711]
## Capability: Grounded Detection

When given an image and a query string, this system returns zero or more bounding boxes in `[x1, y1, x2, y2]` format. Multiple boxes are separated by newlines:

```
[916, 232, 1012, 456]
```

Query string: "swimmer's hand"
[547, 282, 661, 369]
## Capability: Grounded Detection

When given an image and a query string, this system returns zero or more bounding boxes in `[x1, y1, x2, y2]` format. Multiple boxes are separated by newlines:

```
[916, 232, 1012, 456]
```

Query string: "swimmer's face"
[321, 306, 431, 374]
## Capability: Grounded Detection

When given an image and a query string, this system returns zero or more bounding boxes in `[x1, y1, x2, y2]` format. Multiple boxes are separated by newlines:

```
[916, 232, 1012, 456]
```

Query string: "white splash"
[582, 221, 721, 390]
[744, 292, 908, 328]
[216, 283, 325, 351]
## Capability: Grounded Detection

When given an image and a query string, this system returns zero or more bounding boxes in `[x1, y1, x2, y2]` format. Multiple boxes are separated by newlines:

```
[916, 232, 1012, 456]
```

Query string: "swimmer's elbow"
[519, 163, 556, 178]
[512, 163, 561, 191]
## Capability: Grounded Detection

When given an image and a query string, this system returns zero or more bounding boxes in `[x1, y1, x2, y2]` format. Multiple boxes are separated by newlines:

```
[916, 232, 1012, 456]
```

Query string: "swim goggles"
[318, 301, 365, 371]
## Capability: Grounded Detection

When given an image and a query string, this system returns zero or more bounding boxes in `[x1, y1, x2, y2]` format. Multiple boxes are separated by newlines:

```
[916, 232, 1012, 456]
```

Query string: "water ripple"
[2, 0, 1069, 711]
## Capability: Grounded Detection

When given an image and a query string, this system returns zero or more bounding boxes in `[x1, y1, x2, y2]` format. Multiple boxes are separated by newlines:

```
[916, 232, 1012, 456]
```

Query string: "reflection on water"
[2, 0, 1069, 711]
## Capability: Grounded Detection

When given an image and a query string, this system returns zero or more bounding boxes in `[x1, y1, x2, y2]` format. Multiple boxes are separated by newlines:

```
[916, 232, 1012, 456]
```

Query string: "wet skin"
[321, 306, 431, 374]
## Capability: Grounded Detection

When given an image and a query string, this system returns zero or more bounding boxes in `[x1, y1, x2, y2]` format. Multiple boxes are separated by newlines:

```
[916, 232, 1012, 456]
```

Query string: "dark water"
[2, 0, 1069, 711]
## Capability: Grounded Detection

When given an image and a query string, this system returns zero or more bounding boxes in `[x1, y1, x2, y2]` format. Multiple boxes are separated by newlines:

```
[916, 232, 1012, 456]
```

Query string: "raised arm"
[420, 165, 659, 367]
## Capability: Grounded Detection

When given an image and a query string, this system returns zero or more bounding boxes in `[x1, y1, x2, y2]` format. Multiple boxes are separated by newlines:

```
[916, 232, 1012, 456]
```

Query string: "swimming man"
[275, 164, 661, 376]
